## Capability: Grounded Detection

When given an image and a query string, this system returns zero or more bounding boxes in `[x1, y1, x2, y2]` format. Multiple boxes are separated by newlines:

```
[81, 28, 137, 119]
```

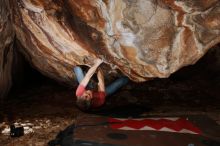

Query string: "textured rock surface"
[11, 0, 220, 83]
[0, 0, 14, 98]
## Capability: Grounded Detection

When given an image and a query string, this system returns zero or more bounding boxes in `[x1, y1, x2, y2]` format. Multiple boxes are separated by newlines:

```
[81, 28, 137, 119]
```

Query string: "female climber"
[73, 58, 129, 110]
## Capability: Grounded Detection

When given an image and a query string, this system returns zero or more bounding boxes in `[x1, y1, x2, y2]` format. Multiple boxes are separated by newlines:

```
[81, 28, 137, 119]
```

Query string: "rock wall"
[0, 0, 14, 99]
[7, 0, 220, 85]
[11, 0, 220, 83]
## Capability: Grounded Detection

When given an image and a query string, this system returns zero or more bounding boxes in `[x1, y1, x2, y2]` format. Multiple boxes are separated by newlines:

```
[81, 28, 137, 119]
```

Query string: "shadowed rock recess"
[1, 0, 220, 97]
[0, 0, 14, 98]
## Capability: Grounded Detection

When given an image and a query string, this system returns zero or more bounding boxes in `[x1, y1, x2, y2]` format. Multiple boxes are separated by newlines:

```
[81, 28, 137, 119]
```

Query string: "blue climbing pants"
[73, 66, 129, 96]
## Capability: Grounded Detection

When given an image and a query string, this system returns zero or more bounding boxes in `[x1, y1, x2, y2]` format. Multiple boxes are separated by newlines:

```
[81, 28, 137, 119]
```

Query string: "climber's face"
[82, 90, 93, 100]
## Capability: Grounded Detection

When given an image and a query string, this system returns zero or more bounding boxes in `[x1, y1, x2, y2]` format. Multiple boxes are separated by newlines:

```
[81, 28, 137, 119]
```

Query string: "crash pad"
[73, 115, 220, 146]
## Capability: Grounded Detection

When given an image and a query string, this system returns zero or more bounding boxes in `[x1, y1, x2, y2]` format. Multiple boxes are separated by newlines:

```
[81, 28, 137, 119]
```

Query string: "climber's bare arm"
[79, 58, 103, 87]
[97, 68, 105, 92]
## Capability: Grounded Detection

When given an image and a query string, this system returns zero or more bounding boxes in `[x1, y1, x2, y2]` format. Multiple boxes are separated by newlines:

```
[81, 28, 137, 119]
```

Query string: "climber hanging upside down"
[73, 58, 129, 110]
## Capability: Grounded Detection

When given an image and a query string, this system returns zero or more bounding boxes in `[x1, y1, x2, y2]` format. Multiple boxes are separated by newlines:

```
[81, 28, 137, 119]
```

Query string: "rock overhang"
[2, 0, 220, 86]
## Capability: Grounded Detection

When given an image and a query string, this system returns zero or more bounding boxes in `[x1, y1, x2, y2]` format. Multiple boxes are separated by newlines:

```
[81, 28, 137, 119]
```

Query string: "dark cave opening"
[8, 49, 61, 97]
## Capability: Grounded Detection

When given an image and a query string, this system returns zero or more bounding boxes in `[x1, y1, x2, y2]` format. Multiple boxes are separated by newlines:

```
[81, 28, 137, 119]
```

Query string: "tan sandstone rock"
[9, 0, 220, 84]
